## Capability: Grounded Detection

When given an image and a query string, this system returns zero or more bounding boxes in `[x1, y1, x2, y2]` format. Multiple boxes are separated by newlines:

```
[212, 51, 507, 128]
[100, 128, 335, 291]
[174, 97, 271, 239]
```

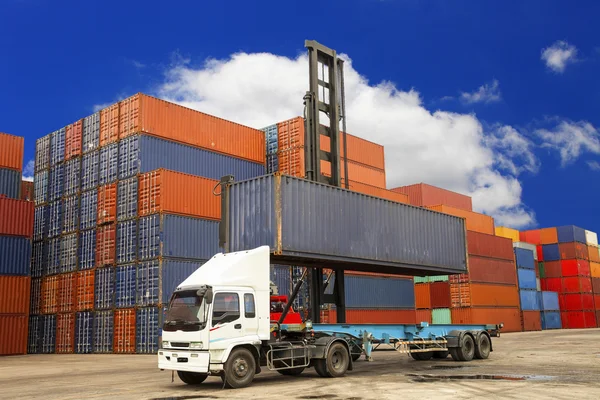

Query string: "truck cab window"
[212, 293, 240, 324]
[244, 293, 256, 318]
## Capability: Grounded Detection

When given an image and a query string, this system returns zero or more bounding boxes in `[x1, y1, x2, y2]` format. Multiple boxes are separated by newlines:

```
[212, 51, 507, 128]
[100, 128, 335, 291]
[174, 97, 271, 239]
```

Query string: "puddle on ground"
[150, 396, 217, 400]
[407, 374, 555, 383]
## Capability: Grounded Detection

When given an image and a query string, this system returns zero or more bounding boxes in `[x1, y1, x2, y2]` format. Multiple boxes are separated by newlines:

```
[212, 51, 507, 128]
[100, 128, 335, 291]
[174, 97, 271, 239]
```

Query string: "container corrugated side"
[429, 281, 451, 308]
[116, 220, 137, 264]
[557, 225, 587, 244]
[98, 183, 117, 225]
[28, 315, 42, 354]
[517, 268, 537, 290]
[540, 227, 558, 245]
[96, 224, 116, 267]
[80, 189, 98, 230]
[515, 248, 535, 269]
[137, 258, 206, 305]
[30, 277, 42, 314]
[95, 267, 115, 310]
[117, 177, 138, 221]
[116, 264, 137, 308]
[270, 265, 292, 298]
[0, 276, 31, 313]
[467, 256, 517, 285]
[0, 315, 28, 355]
[46, 238, 61, 276]
[41, 314, 57, 354]
[0, 236, 31, 275]
[450, 307, 522, 332]
[414, 283, 431, 309]
[136, 307, 160, 354]
[469, 283, 520, 307]
[392, 183, 473, 211]
[58, 272, 77, 312]
[327, 308, 416, 324]
[65, 120, 83, 161]
[114, 308, 136, 354]
[431, 308, 452, 324]
[346, 181, 409, 204]
[227, 175, 468, 275]
[93, 310, 113, 353]
[76, 270, 95, 311]
[78, 230, 96, 270]
[35, 135, 51, 172]
[82, 112, 100, 154]
[99, 143, 118, 185]
[81, 151, 99, 191]
[48, 200, 63, 238]
[50, 128, 65, 166]
[539, 291, 560, 311]
[559, 242, 589, 260]
[75, 311, 93, 353]
[344, 275, 414, 308]
[34, 170, 49, 205]
[62, 196, 79, 234]
[100, 103, 120, 146]
[41, 275, 59, 314]
[541, 311, 561, 329]
[56, 313, 75, 353]
[520, 289, 540, 311]
[0, 168, 20, 199]
[0, 197, 34, 237]
[60, 233, 77, 273]
[64, 158, 81, 197]
[49, 164, 65, 202]
[0, 132, 24, 171]
[467, 231, 514, 261]
[522, 310, 542, 331]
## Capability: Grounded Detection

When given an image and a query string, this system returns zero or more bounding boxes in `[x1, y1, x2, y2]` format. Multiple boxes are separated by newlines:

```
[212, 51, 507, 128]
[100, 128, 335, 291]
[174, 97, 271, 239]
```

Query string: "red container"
[522, 311, 542, 331]
[593, 277, 600, 294]
[561, 277, 593, 294]
[56, 313, 75, 354]
[65, 120, 83, 160]
[0, 132, 24, 171]
[536, 245, 544, 262]
[561, 259, 590, 277]
[0, 197, 34, 237]
[595, 295, 600, 310]
[466, 231, 514, 261]
[450, 283, 471, 307]
[0, 315, 28, 355]
[467, 256, 517, 285]
[520, 230, 541, 245]
[0, 276, 31, 314]
[415, 309, 432, 324]
[561, 311, 597, 329]
[30, 278, 42, 315]
[76, 270, 95, 311]
[100, 103, 120, 146]
[560, 294, 594, 311]
[58, 273, 77, 313]
[559, 242, 589, 260]
[346, 309, 416, 324]
[392, 183, 472, 211]
[449, 273, 469, 284]
[541, 278, 562, 292]
[41, 276, 59, 314]
[450, 307, 522, 332]
[543, 261, 563, 278]
[97, 183, 117, 225]
[114, 309, 136, 353]
[20, 181, 34, 202]
[414, 283, 431, 309]
[429, 282, 451, 308]
[96, 224, 116, 266]
[470, 283, 520, 307]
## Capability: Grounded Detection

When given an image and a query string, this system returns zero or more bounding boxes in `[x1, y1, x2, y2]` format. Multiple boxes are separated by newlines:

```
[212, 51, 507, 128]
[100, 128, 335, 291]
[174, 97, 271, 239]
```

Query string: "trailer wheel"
[277, 367, 305, 376]
[314, 359, 330, 377]
[177, 371, 208, 385]
[454, 334, 475, 362]
[410, 351, 433, 361]
[432, 351, 449, 359]
[324, 342, 350, 378]
[223, 348, 256, 389]
[474, 334, 491, 360]
[449, 348, 460, 361]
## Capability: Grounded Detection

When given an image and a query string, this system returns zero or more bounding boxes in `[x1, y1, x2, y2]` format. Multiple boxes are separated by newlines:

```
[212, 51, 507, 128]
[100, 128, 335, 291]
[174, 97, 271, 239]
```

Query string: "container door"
[209, 292, 243, 352]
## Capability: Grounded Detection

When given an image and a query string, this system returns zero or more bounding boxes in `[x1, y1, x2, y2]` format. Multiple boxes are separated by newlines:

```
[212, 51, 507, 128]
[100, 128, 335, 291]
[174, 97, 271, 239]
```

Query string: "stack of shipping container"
[0, 132, 34, 356]
[514, 246, 542, 331]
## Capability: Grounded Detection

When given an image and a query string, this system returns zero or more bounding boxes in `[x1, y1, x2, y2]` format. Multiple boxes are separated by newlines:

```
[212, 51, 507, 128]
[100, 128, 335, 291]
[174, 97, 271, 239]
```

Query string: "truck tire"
[324, 342, 350, 378]
[432, 350, 449, 359]
[177, 371, 208, 385]
[223, 348, 256, 389]
[314, 359, 330, 377]
[474, 334, 491, 359]
[454, 334, 475, 362]
[410, 351, 433, 361]
[277, 367, 305, 376]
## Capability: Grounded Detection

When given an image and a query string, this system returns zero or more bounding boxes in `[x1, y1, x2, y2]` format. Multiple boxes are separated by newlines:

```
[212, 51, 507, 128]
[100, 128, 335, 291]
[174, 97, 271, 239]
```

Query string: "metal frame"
[266, 342, 311, 371]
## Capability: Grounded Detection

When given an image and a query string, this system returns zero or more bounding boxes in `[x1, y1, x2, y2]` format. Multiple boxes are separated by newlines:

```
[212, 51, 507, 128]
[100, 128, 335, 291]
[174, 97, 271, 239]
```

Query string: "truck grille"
[170, 342, 189, 348]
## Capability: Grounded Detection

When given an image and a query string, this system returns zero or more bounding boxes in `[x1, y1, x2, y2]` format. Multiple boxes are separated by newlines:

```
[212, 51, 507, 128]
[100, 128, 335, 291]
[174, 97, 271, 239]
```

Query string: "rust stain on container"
[20, 181, 34, 202]
[427, 205, 494, 235]
[0, 132, 25, 171]
[76, 270, 95, 311]
[100, 103, 120, 146]
[451, 307, 522, 332]
[56, 313, 75, 354]
[470, 284, 520, 307]
[96, 224, 116, 267]
[58, 273, 77, 313]
[65, 120, 83, 160]
[114, 308, 136, 354]
[559, 242, 589, 260]
[0, 315, 28, 355]
[392, 183, 472, 211]
[97, 183, 117, 225]
[0, 197, 34, 237]
[42, 276, 59, 314]
[0, 276, 31, 314]
[414, 283, 431, 309]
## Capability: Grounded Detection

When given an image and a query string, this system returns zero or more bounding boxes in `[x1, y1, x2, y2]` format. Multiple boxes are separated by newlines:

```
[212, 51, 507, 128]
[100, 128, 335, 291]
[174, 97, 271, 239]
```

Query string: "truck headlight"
[189, 342, 203, 349]
[162, 341, 169, 348]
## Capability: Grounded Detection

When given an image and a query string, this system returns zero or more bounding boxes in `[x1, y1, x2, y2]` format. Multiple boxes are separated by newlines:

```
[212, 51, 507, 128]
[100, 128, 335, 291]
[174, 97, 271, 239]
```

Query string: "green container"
[414, 276, 430, 284]
[432, 308, 452, 325]
[538, 262, 545, 278]
[428, 275, 449, 282]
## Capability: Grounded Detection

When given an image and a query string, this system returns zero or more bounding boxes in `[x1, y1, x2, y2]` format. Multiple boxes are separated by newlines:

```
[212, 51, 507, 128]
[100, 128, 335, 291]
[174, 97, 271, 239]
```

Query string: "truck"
[158, 246, 500, 389]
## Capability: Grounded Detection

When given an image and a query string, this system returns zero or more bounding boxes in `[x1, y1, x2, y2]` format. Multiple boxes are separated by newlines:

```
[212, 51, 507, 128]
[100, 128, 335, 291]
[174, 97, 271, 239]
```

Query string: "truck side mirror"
[205, 288, 213, 304]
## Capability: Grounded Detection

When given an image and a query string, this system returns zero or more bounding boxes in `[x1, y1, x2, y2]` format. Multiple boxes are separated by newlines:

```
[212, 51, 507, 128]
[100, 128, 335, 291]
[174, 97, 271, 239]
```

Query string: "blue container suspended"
[35, 135, 51, 172]
[41, 314, 57, 354]
[80, 189, 97, 230]
[117, 177, 138, 221]
[48, 200, 63, 238]
[78, 229, 96, 270]
[345, 275, 415, 308]
[28, 315, 42, 354]
[514, 248, 535, 269]
[31, 241, 47, 278]
[542, 244, 560, 261]
[33, 170, 49, 205]
[0, 236, 32, 276]
[93, 310, 114, 353]
[62, 195, 79, 234]
[136, 307, 161, 354]
[82, 112, 100, 154]
[64, 158, 81, 197]
[99, 143, 118, 185]
[46, 237, 61, 276]
[271, 265, 291, 296]
[34, 205, 49, 241]
[95, 267, 115, 310]
[48, 163, 64, 202]
[517, 268, 537, 290]
[117, 220, 138, 264]
[519, 289, 540, 311]
[541, 311, 562, 329]
[75, 312, 94, 354]
[557, 225, 587, 244]
[60, 233, 78, 273]
[81, 151, 99, 191]
[115, 264, 137, 308]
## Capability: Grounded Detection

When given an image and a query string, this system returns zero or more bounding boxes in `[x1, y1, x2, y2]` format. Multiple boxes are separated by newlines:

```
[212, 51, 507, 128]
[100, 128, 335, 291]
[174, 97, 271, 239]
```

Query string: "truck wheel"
[449, 348, 460, 361]
[410, 351, 433, 361]
[177, 371, 208, 385]
[474, 334, 491, 360]
[324, 342, 350, 378]
[223, 348, 256, 389]
[277, 367, 305, 376]
[432, 351, 449, 359]
[455, 335, 475, 362]
[314, 359, 330, 377]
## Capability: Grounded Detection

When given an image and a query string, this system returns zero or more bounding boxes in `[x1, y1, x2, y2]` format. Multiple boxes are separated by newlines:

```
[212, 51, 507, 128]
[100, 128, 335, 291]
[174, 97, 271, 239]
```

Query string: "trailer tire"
[223, 348, 256, 389]
[432, 351, 449, 359]
[449, 348, 460, 361]
[324, 342, 350, 378]
[410, 351, 433, 361]
[474, 334, 491, 360]
[455, 334, 475, 362]
[177, 371, 208, 385]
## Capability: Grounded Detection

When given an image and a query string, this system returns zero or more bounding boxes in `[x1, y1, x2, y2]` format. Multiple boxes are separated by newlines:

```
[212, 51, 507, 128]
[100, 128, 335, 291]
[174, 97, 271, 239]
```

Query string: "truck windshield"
[163, 290, 208, 332]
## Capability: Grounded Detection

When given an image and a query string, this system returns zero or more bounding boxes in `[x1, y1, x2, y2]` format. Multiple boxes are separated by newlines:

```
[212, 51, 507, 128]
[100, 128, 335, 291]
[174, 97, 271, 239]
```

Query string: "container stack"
[514, 246, 542, 331]
[29, 93, 266, 354]
[539, 291, 561, 329]
[414, 276, 451, 324]
[0, 132, 34, 356]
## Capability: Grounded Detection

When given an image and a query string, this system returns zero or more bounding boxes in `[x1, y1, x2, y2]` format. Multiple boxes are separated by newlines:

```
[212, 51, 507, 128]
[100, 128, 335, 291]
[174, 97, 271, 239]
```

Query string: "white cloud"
[131, 60, 146, 69]
[541, 41, 578, 73]
[536, 120, 600, 166]
[460, 80, 501, 104]
[21, 159, 34, 181]
[154, 51, 537, 228]
[92, 94, 127, 113]
[588, 161, 600, 171]
[22, 175, 33, 182]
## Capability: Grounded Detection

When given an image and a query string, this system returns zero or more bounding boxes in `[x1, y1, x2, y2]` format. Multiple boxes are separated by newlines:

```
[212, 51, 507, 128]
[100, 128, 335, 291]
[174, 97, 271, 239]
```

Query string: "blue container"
[33, 170, 49, 204]
[115, 264, 137, 308]
[138, 214, 219, 261]
[541, 311, 562, 330]
[271, 265, 292, 296]
[344, 275, 415, 308]
[519, 289, 540, 311]
[80, 189, 97, 230]
[99, 143, 118, 185]
[62, 196, 79, 234]
[542, 244, 560, 261]
[93, 310, 114, 353]
[95, 267, 115, 310]
[226, 175, 468, 275]
[41, 314, 57, 354]
[136, 307, 160, 354]
[75, 311, 94, 354]
[514, 248, 535, 269]
[557, 225, 587, 244]
[81, 151, 99, 191]
[50, 128, 65, 167]
[47, 200, 63, 238]
[48, 163, 64, 202]
[117, 220, 137, 264]
[266, 154, 278, 174]
[539, 291, 560, 311]
[82, 112, 100, 154]
[78, 229, 96, 270]
[0, 236, 31, 275]
[262, 124, 278, 155]
[117, 177, 138, 221]
[46, 237, 61, 276]
[517, 268, 537, 290]
[60, 233, 77, 273]
[33, 205, 49, 241]
[28, 315, 42, 354]
[64, 158, 81, 197]
[35, 135, 51, 172]
[118, 135, 265, 180]
[31, 241, 47, 278]
[0, 168, 20, 199]
[158, 259, 205, 305]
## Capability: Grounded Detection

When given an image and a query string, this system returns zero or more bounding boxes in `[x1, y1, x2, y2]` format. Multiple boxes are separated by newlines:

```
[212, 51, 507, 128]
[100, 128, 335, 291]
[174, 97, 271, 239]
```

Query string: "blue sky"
[1, 0, 599, 232]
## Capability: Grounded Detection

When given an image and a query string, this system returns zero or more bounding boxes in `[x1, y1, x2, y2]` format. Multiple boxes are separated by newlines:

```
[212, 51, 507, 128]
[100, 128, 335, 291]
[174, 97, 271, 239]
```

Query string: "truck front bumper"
[158, 349, 210, 373]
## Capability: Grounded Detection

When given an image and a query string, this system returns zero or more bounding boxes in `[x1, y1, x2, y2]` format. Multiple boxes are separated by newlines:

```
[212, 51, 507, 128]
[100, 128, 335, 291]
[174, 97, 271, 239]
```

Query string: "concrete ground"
[1, 329, 600, 400]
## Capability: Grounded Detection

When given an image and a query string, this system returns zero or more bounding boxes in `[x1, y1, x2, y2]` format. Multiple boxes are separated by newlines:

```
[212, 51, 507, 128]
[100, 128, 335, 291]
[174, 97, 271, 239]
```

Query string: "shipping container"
[41, 314, 56, 354]
[0, 197, 34, 237]
[467, 231, 514, 261]
[95, 267, 115, 310]
[46, 237, 61, 275]
[96, 223, 116, 266]
[0, 315, 28, 355]
[393, 183, 472, 211]
[327, 309, 416, 324]
[266, 154, 278, 174]
[539, 227, 558, 245]
[0, 236, 31, 276]
[541, 311, 561, 330]
[81, 151, 99, 191]
[99, 143, 118, 185]
[513, 242, 538, 260]
[60, 233, 77, 273]
[75, 311, 93, 353]
[561, 311, 597, 329]
[80, 189, 97, 230]
[28, 315, 41, 354]
[415, 309, 432, 324]
[495, 226, 520, 242]
[116, 265, 137, 308]
[48, 163, 64, 202]
[559, 242, 589, 260]
[76, 270, 95, 311]
[557, 225, 587, 244]
[426, 205, 493, 235]
[561, 277, 593, 294]
[542, 244, 560, 261]
[138, 170, 220, 219]
[589, 246, 600, 263]
[467, 256, 517, 285]
[344, 275, 415, 309]
[78, 229, 96, 270]
[30, 277, 42, 315]
[448, 274, 469, 284]
[515, 248, 535, 269]
[116, 220, 137, 264]
[539, 291, 560, 311]
[470, 284, 520, 307]
[520, 229, 541, 245]
[93, 310, 113, 353]
[0, 276, 30, 314]
[450, 307, 522, 332]
[65, 120, 83, 161]
[18, 182, 32, 201]
[542, 261, 562, 278]
[82, 112, 100, 154]
[560, 293, 594, 311]
[522, 311, 542, 331]
[0, 169, 20, 200]
[58, 273, 77, 312]
[595, 295, 600, 310]
[414, 283, 431, 309]
[50, 128, 66, 166]
[585, 230, 598, 246]
[536, 245, 543, 262]
[594, 277, 600, 293]
[48, 200, 62, 238]
[62, 196, 79, 234]
[450, 283, 470, 308]
[41, 275, 59, 314]
[320, 158, 386, 188]
[517, 268, 537, 290]
[429, 281, 451, 308]
[561, 259, 590, 277]
[262, 124, 278, 155]
[138, 214, 218, 261]
[56, 313, 75, 353]
[226, 175, 468, 275]
[137, 258, 206, 306]
[117, 177, 137, 221]
[33, 170, 48, 204]
[541, 277, 561, 292]
[520, 289, 540, 311]
[114, 308, 136, 354]
[431, 308, 452, 324]
[100, 103, 120, 146]
[136, 307, 160, 354]
[118, 93, 265, 164]
[35, 135, 51, 172]
[63, 158, 81, 197]
[0, 132, 24, 171]
[97, 183, 117, 225]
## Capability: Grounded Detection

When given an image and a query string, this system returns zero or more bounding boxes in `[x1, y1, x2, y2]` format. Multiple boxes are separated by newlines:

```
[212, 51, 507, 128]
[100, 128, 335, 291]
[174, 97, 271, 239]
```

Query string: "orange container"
[0, 315, 28, 355]
[594, 295, 600, 310]
[114, 308, 136, 354]
[540, 228, 558, 245]
[96, 224, 116, 266]
[41, 276, 59, 314]
[468, 256, 518, 285]
[588, 246, 600, 263]
[138, 169, 220, 219]
[65, 120, 83, 160]
[20, 180, 34, 202]
[100, 103, 120, 146]
[76, 270, 95, 311]
[451, 307, 522, 332]
[118, 93, 265, 164]
[392, 183, 472, 212]
[415, 309, 432, 324]
[30, 278, 42, 315]
[56, 313, 75, 354]
[470, 284, 520, 307]
[97, 183, 117, 225]
[0, 276, 30, 314]
[522, 311, 542, 331]
[450, 282, 472, 307]
[426, 204, 494, 235]
[58, 273, 77, 313]
[322, 159, 386, 188]
[414, 283, 431, 309]
[591, 262, 600, 278]
[0, 132, 24, 171]
[0, 197, 34, 237]
[346, 181, 409, 203]
[520, 230, 541, 245]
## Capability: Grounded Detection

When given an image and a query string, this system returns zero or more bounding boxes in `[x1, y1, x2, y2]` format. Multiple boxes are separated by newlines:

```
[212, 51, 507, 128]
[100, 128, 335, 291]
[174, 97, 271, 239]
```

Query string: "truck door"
[242, 293, 259, 338]
[209, 292, 243, 350]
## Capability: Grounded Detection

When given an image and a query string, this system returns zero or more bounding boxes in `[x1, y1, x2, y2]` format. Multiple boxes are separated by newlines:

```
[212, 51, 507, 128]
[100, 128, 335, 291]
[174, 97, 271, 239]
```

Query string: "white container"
[585, 230, 598, 246]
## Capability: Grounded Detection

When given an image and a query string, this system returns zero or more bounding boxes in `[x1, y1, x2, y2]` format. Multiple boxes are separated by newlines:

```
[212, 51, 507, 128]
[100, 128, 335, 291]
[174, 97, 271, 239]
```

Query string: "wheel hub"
[234, 358, 249, 378]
